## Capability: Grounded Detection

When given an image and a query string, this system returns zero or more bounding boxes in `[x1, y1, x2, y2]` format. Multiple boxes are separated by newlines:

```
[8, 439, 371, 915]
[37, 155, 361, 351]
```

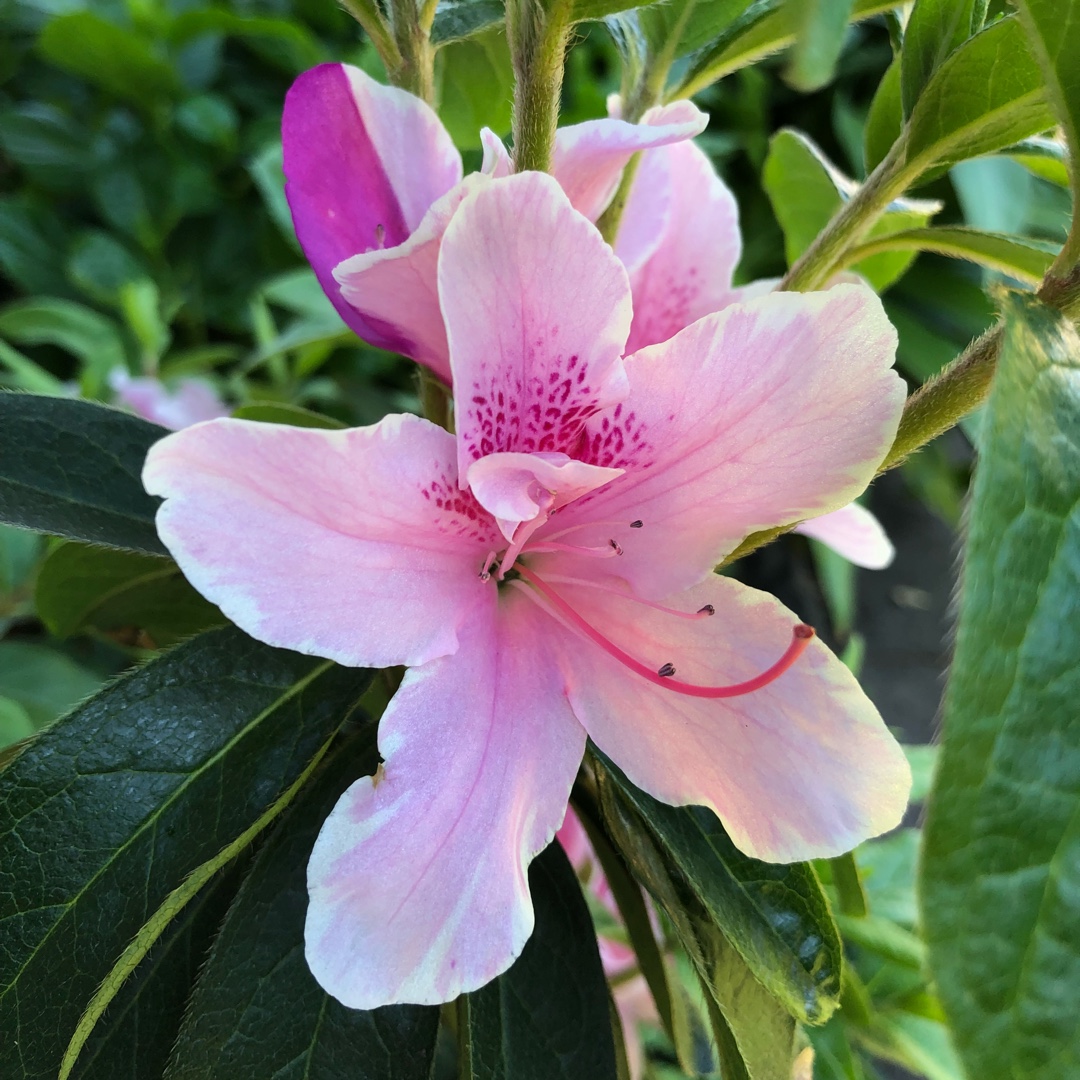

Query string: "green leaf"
[921, 291, 1080, 1080]
[864, 56, 902, 175]
[0, 393, 167, 555]
[38, 13, 180, 106]
[855, 827, 919, 926]
[784, 0, 857, 93]
[0, 641, 104, 728]
[230, 402, 346, 429]
[763, 129, 938, 290]
[0, 628, 371, 1080]
[0, 339, 67, 395]
[431, 0, 506, 45]
[841, 226, 1059, 285]
[70, 861, 248, 1080]
[0, 698, 34, 750]
[900, 0, 986, 117]
[35, 541, 224, 647]
[459, 842, 618, 1080]
[167, 733, 439, 1080]
[902, 742, 938, 802]
[1015, 0, 1080, 263]
[1006, 135, 1072, 187]
[247, 142, 298, 249]
[903, 15, 1056, 178]
[636, 0, 757, 63]
[676, 0, 894, 98]
[168, 11, 326, 73]
[437, 30, 513, 149]
[595, 753, 843, 1026]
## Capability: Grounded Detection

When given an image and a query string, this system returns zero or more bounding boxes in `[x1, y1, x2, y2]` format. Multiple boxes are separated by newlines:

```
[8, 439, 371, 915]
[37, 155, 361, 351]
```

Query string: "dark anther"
[657, 662, 676, 678]
[697, 604, 715, 616]
[609, 539, 624, 555]
[630, 520, 643, 528]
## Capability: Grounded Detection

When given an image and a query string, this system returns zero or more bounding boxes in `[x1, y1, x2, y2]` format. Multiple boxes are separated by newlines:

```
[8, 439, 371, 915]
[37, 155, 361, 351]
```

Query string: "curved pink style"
[145, 174, 910, 1011]
[282, 64, 706, 383]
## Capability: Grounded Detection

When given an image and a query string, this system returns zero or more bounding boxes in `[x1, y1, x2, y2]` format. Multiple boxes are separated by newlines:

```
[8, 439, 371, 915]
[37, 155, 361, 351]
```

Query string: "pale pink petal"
[466, 451, 622, 542]
[615, 974, 657, 1080]
[624, 140, 742, 353]
[552, 101, 708, 221]
[539, 574, 910, 862]
[480, 127, 513, 177]
[795, 503, 895, 569]
[555, 806, 592, 869]
[109, 369, 228, 430]
[334, 176, 484, 383]
[282, 63, 461, 347]
[305, 590, 586, 1008]
[549, 286, 904, 599]
[612, 146, 671, 277]
[438, 173, 633, 477]
[143, 415, 496, 668]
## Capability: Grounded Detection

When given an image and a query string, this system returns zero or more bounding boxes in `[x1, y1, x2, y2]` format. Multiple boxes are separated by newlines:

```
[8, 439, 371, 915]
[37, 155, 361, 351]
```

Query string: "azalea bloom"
[281, 63, 706, 382]
[109, 368, 228, 431]
[144, 174, 910, 1009]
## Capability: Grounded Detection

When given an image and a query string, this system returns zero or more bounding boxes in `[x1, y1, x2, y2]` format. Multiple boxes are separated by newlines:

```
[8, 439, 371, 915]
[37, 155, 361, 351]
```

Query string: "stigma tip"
[794, 624, 815, 640]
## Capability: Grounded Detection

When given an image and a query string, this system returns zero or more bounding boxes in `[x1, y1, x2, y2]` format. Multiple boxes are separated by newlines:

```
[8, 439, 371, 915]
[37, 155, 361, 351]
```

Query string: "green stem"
[388, 0, 435, 102]
[339, 0, 404, 75]
[418, 366, 454, 431]
[596, 152, 642, 244]
[780, 136, 915, 292]
[507, 0, 574, 173]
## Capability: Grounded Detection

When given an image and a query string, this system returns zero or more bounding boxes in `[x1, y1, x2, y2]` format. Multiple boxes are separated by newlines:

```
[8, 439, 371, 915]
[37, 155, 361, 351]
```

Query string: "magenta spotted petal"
[146, 175, 910, 1010]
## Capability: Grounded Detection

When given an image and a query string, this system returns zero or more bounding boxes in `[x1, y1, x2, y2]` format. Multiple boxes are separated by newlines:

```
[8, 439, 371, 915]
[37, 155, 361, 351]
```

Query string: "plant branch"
[339, 0, 404, 75]
[389, 0, 435, 102]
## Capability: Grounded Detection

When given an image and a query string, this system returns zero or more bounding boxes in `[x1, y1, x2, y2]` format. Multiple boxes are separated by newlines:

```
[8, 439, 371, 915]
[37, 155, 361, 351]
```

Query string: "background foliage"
[0, 0, 1077, 1078]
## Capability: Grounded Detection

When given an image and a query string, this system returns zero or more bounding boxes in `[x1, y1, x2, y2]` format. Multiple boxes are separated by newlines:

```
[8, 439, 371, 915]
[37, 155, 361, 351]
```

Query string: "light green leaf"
[784, 0, 857, 93]
[841, 226, 1059, 285]
[35, 541, 224, 647]
[0, 697, 34, 750]
[904, 15, 1056, 178]
[0, 641, 104, 728]
[864, 57, 902, 175]
[431, 0, 505, 45]
[231, 402, 346, 429]
[1005, 135, 1071, 187]
[921, 291, 1080, 1080]
[437, 30, 513, 149]
[900, 0, 986, 117]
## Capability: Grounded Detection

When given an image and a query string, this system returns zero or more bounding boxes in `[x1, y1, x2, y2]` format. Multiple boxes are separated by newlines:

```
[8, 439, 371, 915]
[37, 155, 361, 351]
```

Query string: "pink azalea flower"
[281, 63, 706, 382]
[614, 131, 895, 569]
[109, 368, 229, 431]
[143, 174, 910, 1010]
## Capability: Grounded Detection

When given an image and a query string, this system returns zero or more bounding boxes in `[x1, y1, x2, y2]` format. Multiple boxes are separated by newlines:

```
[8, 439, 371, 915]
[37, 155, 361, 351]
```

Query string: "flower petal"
[612, 146, 672, 277]
[480, 127, 513, 177]
[305, 590, 586, 1008]
[623, 140, 742, 353]
[439, 172, 633, 476]
[109, 369, 228, 430]
[143, 415, 496, 668]
[335, 176, 484, 383]
[282, 63, 461, 346]
[552, 101, 708, 221]
[795, 503, 895, 569]
[541, 573, 910, 862]
[556, 286, 904, 598]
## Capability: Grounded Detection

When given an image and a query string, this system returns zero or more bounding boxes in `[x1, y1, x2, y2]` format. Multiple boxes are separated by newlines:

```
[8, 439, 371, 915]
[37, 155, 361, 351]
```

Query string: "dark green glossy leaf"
[594, 753, 843, 1025]
[459, 842, 618, 1080]
[71, 862, 249, 1080]
[431, 0, 505, 45]
[921, 292, 1080, 1080]
[0, 393, 167, 555]
[0, 628, 372, 1080]
[38, 14, 180, 106]
[35, 541, 225, 647]
[166, 733, 438, 1080]
[904, 15, 1056, 177]
[900, 0, 986, 117]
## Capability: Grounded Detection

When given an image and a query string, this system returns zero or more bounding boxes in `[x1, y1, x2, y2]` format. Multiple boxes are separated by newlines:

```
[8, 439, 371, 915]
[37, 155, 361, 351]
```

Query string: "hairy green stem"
[389, 0, 435, 102]
[780, 136, 914, 292]
[507, 0, 574, 173]
[596, 152, 642, 244]
[339, 0, 404, 76]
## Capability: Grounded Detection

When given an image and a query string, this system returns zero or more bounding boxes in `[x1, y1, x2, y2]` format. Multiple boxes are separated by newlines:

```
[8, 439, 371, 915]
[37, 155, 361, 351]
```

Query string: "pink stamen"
[523, 540, 622, 559]
[538, 574, 716, 620]
[514, 564, 814, 698]
[541, 518, 644, 544]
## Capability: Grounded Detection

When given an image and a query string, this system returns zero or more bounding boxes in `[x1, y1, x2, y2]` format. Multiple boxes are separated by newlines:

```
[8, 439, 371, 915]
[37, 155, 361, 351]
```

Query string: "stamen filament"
[515, 564, 814, 699]
[524, 540, 621, 559]
[541, 519, 643, 544]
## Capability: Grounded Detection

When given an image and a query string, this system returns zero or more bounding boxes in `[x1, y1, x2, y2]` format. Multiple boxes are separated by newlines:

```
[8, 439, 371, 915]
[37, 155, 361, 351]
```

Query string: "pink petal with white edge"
[439, 173, 633, 476]
[537, 573, 910, 862]
[305, 589, 586, 1008]
[796, 503, 895, 569]
[466, 451, 622, 542]
[282, 63, 461, 347]
[552, 101, 708, 221]
[143, 415, 496, 668]
[624, 139, 742, 353]
[335, 176, 485, 384]
[480, 128, 513, 177]
[554, 286, 904, 599]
